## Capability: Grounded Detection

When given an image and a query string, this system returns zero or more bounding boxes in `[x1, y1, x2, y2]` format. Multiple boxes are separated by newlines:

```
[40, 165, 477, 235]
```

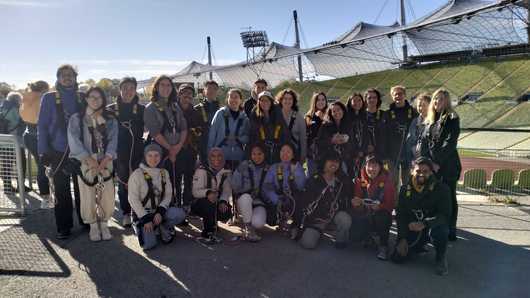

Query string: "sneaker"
[56, 230, 71, 240]
[121, 215, 132, 227]
[100, 222, 112, 241]
[377, 246, 388, 261]
[89, 223, 101, 242]
[40, 195, 53, 209]
[243, 224, 261, 242]
[159, 225, 174, 244]
[177, 219, 190, 227]
[435, 256, 449, 276]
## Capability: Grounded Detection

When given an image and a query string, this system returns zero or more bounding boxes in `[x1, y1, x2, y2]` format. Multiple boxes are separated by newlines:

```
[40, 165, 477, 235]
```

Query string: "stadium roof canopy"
[138, 0, 529, 89]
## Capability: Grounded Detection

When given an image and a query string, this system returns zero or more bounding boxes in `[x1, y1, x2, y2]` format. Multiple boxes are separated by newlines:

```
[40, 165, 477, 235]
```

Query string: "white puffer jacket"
[128, 163, 172, 218]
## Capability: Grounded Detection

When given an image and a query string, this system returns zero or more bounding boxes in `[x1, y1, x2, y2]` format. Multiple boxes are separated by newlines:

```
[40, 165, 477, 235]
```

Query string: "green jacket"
[396, 176, 452, 240]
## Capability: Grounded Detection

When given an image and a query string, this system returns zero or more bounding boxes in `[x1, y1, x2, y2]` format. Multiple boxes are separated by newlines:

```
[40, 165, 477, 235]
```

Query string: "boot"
[243, 223, 261, 242]
[100, 221, 112, 241]
[89, 223, 101, 242]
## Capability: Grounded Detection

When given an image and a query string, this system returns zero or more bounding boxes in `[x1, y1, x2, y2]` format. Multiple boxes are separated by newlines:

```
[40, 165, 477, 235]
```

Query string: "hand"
[351, 197, 363, 208]
[41, 154, 52, 167]
[173, 143, 183, 155]
[97, 156, 112, 173]
[396, 238, 409, 256]
[144, 222, 154, 233]
[331, 134, 341, 145]
[367, 145, 374, 153]
[153, 213, 162, 226]
[207, 191, 218, 203]
[218, 202, 229, 213]
[433, 163, 440, 173]
[315, 110, 324, 119]
[85, 157, 99, 170]
[168, 146, 178, 162]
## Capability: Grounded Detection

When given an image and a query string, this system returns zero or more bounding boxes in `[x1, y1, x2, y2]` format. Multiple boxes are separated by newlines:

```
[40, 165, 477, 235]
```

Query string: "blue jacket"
[207, 107, 249, 162]
[232, 160, 269, 198]
[263, 161, 306, 205]
[38, 89, 83, 155]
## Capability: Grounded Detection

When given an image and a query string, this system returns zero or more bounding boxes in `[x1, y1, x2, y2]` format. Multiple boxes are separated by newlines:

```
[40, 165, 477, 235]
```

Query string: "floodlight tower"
[207, 36, 213, 80]
[240, 28, 269, 77]
[293, 10, 303, 82]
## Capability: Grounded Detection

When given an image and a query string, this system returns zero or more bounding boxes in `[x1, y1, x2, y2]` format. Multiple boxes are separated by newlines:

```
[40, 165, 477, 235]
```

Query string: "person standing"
[305, 92, 328, 176]
[143, 75, 187, 205]
[194, 80, 221, 163]
[243, 79, 268, 118]
[38, 64, 85, 239]
[107, 77, 145, 227]
[420, 88, 461, 241]
[405, 93, 431, 170]
[68, 87, 117, 242]
[20, 81, 51, 208]
[277, 89, 307, 163]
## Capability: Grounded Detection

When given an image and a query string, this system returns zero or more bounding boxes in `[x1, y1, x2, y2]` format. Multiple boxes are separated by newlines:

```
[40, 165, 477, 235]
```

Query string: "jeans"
[134, 207, 186, 250]
[23, 127, 49, 195]
[299, 211, 352, 249]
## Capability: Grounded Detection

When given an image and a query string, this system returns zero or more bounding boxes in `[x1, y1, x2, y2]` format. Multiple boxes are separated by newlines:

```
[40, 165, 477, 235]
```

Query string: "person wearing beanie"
[350, 154, 396, 261]
[231, 142, 270, 242]
[248, 91, 289, 165]
[67, 87, 117, 242]
[107, 77, 145, 227]
[20, 80, 51, 208]
[191, 147, 233, 244]
[291, 151, 353, 250]
[128, 143, 186, 250]
[392, 157, 451, 276]
[38, 64, 85, 239]
[263, 143, 306, 234]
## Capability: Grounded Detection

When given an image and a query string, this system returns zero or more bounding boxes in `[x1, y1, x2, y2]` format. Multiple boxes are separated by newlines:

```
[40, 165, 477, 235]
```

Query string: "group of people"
[7, 64, 461, 276]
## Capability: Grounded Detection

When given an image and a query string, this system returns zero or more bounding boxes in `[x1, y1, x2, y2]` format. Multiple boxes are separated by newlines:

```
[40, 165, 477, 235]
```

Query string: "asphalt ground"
[1, 192, 530, 298]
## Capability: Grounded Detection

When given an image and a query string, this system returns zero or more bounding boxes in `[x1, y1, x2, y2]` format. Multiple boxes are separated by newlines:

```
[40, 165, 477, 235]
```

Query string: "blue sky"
[0, 0, 448, 88]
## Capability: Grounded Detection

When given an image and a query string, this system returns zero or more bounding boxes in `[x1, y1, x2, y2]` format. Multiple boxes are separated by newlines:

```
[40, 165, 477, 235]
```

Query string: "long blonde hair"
[425, 88, 457, 125]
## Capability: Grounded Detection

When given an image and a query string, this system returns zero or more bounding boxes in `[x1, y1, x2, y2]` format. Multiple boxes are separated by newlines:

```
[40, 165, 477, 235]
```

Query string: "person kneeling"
[391, 157, 451, 276]
[128, 144, 186, 250]
[232, 142, 270, 242]
[350, 154, 396, 260]
[191, 148, 233, 244]
[291, 152, 353, 249]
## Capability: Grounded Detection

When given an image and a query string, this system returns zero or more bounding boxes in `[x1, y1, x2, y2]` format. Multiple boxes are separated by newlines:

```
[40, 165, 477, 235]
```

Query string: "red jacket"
[353, 168, 396, 212]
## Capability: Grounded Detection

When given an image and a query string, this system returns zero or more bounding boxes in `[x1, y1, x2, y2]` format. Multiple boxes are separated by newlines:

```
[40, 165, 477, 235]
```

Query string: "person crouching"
[350, 154, 396, 260]
[291, 152, 353, 249]
[128, 144, 186, 250]
[191, 148, 233, 244]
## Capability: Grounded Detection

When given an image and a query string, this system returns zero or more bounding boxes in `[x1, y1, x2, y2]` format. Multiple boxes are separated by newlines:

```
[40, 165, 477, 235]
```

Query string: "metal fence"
[0, 134, 26, 214]
[457, 147, 530, 201]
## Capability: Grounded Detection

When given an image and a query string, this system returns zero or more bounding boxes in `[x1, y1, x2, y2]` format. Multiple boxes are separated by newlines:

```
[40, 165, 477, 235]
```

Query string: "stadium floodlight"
[240, 30, 269, 48]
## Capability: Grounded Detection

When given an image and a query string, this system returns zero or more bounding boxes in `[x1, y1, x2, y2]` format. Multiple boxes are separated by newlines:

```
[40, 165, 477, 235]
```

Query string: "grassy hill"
[272, 56, 530, 128]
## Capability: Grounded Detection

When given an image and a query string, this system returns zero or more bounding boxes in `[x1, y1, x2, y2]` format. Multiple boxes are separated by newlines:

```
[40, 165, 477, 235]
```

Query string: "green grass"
[458, 149, 496, 158]
[273, 56, 530, 128]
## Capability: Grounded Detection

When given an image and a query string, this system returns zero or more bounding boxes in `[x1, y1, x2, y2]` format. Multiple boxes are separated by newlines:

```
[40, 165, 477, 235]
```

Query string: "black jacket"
[243, 97, 256, 118]
[363, 109, 388, 160]
[316, 119, 355, 162]
[420, 112, 462, 181]
[396, 176, 452, 240]
[249, 106, 289, 164]
[386, 101, 418, 163]
[305, 113, 325, 160]
[347, 109, 368, 157]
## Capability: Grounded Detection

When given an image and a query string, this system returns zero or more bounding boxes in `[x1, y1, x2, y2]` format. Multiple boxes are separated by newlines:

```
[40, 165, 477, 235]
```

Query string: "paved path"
[1, 194, 530, 298]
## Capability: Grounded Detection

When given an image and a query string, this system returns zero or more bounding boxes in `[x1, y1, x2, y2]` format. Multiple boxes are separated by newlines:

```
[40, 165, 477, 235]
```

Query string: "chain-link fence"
[0, 134, 26, 214]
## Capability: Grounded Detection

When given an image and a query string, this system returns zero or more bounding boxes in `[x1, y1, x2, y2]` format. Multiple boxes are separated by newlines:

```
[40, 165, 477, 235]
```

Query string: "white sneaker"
[40, 195, 52, 209]
[100, 221, 112, 241]
[89, 223, 101, 242]
[121, 215, 132, 227]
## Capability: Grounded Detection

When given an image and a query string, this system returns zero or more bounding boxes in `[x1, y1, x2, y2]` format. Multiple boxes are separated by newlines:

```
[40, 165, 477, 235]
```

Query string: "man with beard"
[107, 77, 145, 227]
[392, 157, 451, 276]
[38, 64, 85, 239]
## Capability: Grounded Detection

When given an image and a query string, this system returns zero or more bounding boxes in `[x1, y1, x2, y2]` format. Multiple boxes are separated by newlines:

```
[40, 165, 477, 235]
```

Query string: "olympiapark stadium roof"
[138, 0, 529, 89]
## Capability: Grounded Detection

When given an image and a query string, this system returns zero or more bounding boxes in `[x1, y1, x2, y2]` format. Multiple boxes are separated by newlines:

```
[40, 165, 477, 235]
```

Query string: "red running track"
[460, 157, 530, 181]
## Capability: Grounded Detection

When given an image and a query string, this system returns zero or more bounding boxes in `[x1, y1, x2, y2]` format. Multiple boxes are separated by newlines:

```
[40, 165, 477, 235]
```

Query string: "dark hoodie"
[386, 101, 418, 163]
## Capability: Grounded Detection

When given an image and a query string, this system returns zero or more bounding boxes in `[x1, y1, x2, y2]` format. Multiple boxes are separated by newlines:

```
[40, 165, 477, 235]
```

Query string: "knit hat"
[144, 143, 163, 156]
[258, 91, 274, 101]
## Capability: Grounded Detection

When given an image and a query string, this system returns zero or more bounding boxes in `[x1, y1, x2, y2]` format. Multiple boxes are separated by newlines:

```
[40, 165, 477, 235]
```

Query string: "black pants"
[191, 198, 232, 236]
[350, 209, 392, 246]
[442, 178, 458, 238]
[174, 147, 196, 207]
[53, 169, 82, 233]
[24, 127, 49, 195]
[391, 224, 449, 263]
[115, 153, 142, 215]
